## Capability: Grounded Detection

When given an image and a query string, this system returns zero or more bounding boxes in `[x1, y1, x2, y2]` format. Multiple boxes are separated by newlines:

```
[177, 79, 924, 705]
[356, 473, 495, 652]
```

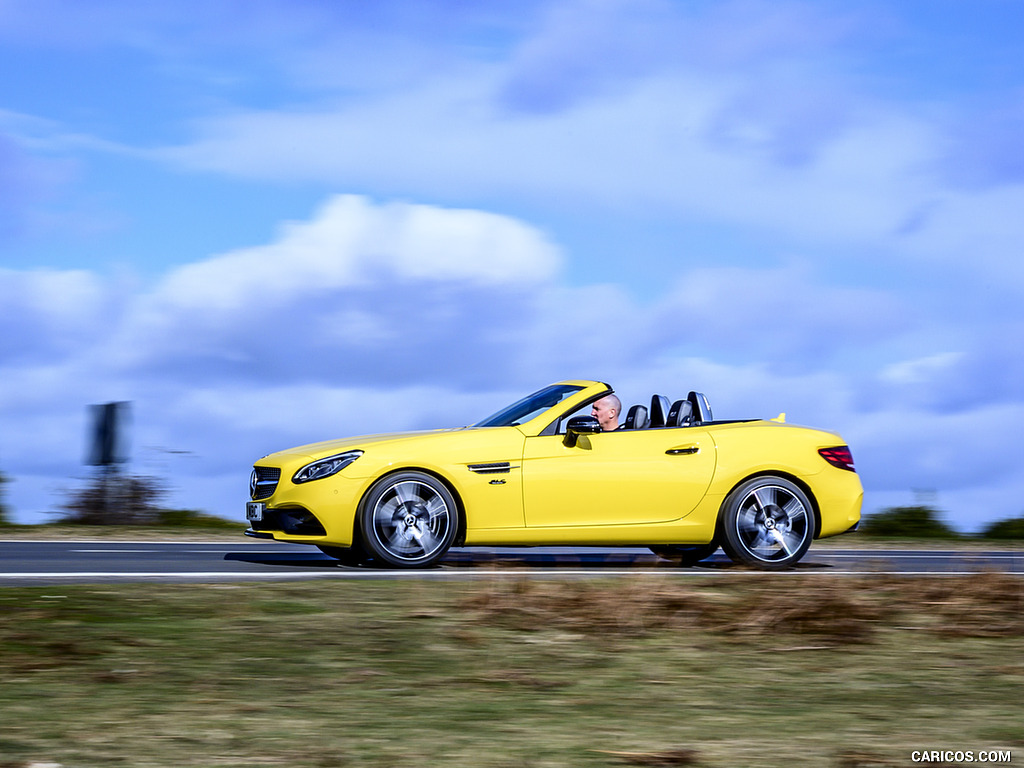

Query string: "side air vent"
[468, 462, 515, 475]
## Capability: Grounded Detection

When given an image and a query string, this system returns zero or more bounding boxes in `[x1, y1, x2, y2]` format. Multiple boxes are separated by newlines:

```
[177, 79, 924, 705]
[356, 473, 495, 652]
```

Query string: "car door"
[521, 427, 717, 528]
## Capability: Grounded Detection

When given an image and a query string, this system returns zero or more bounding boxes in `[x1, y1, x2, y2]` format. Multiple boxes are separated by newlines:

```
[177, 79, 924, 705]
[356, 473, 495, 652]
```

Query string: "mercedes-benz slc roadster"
[245, 380, 862, 570]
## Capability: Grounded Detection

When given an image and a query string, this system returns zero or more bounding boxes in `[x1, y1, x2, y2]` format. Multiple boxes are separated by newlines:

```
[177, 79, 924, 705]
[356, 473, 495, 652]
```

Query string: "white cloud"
[496, 0, 681, 114]
[650, 262, 910, 369]
[125, 1, 1024, 314]
[849, 404, 1024, 494]
[11, 1, 1024, 290]
[155, 54, 1002, 281]
[150, 194, 559, 310]
[895, 184, 1024, 284]
[103, 195, 560, 380]
[0, 268, 114, 362]
[880, 352, 962, 387]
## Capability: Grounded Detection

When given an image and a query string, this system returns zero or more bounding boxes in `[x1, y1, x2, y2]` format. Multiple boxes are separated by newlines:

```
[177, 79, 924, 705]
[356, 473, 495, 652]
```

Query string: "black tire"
[720, 476, 814, 570]
[649, 543, 718, 566]
[359, 471, 458, 568]
[316, 544, 367, 566]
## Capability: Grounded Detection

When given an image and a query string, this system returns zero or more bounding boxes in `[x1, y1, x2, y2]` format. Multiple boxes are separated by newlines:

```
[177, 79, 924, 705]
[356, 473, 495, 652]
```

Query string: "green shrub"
[60, 473, 239, 529]
[155, 508, 241, 529]
[60, 472, 166, 525]
[859, 505, 960, 538]
[980, 515, 1024, 540]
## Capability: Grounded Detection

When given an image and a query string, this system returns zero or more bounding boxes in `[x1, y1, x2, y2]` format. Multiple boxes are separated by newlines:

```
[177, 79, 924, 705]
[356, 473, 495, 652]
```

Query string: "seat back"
[623, 404, 650, 430]
[687, 391, 713, 425]
[667, 399, 693, 426]
[650, 395, 670, 428]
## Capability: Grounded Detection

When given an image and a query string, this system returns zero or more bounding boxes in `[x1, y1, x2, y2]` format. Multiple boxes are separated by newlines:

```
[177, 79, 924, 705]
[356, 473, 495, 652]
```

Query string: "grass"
[0, 522, 246, 540]
[0, 574, 1022, 768]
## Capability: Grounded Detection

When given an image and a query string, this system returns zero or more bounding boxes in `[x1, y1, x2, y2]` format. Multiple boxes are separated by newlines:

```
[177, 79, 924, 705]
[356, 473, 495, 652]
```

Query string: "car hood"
[260, 428, 463, 463]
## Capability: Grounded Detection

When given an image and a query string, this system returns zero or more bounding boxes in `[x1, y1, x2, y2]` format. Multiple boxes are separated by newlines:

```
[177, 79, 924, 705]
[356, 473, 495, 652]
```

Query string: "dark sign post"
[86, 402, 131, 523]
[88, 402, 130, 467]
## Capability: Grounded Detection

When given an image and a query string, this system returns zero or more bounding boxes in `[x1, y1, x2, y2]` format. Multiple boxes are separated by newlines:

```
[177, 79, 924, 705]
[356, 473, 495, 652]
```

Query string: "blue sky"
[2, 0, 1023, 531]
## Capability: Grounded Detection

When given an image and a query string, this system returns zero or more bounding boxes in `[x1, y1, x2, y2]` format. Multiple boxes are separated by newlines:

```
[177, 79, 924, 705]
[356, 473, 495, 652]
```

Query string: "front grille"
[250, 466, 281, 500]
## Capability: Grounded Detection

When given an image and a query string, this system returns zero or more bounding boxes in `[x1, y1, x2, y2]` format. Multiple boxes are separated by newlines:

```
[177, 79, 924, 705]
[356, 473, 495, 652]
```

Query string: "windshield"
[474, 384, 585, 428]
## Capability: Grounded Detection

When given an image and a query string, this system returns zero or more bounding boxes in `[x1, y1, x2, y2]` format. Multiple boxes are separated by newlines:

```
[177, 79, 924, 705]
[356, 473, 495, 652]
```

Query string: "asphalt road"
[0, 540, 1021, 585]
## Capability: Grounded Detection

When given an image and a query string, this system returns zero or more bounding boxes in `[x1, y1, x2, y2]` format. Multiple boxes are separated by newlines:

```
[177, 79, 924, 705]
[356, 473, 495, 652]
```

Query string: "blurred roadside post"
[86, 402, 131, 523]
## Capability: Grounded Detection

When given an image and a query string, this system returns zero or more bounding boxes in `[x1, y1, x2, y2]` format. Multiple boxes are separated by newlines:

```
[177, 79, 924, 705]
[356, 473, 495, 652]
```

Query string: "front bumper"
[247, 504, 327, 536]
[245, 460, 368, 546]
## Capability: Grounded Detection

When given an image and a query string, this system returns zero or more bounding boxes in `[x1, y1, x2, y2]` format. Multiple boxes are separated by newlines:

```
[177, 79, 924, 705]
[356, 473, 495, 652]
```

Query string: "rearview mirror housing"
[564, 415, 601, 447]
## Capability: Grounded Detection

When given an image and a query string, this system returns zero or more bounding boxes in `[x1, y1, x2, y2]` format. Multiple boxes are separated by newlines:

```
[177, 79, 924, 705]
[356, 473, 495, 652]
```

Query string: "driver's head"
[591, 394, 621, 431]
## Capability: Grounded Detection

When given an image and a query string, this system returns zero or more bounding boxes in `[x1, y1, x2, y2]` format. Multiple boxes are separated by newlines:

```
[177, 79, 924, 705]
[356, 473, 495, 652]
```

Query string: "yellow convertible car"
[245, 380, 862, 570]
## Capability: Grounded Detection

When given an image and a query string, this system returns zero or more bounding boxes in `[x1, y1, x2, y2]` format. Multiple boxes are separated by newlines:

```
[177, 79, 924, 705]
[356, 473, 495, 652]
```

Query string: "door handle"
[666, 446, 700, 455]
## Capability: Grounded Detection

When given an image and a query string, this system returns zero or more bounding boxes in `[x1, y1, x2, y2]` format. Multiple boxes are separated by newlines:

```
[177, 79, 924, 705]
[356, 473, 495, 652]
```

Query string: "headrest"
[650, 395, 670, 427]
[624, 404, 650, 430]
[687, 391, 713, 425]
[668, 399, 693, 426]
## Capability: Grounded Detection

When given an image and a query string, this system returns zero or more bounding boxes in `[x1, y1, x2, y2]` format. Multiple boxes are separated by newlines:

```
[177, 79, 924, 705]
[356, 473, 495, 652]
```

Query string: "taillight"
[819, 446, 856, 472]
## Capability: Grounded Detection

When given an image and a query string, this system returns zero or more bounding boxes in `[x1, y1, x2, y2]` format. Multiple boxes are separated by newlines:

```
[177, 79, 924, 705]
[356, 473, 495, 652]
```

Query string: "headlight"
[292, 450, 363, 484]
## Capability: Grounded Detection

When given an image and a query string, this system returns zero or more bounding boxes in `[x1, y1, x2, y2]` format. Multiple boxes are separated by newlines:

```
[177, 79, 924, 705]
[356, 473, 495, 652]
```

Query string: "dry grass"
[459, 571, 1022, 645]
[1, 574, 1021, 767]
[595, 747, 701, 766]
[882, 571, 1024, 636]
[459, 577, 715, 637]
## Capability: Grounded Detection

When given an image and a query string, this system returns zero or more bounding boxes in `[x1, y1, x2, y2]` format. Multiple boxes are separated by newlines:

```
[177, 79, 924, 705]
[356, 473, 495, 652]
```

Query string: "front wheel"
[359, 471, 458, 568]
[720, 476, 814, 570]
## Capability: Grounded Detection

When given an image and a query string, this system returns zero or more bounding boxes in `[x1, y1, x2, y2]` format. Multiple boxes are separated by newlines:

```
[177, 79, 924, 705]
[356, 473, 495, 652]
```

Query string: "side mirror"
[564, 415, 602, 447]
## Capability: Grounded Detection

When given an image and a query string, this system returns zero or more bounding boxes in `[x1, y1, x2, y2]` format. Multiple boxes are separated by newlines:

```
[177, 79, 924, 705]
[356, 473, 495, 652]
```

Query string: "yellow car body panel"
[520, 428, 716, 528]
[246, 380, 862, 564]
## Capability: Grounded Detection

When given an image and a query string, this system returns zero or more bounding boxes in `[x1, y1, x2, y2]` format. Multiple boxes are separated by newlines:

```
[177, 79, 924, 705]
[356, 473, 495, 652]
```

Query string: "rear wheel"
[360, 471, 458, 568]
[720, 476, 814, 570]
[650, 543, 718, 566]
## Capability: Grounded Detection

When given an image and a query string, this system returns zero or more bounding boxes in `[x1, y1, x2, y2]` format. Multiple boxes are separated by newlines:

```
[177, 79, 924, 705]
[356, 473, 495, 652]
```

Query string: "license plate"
[246, 502, 265, 522]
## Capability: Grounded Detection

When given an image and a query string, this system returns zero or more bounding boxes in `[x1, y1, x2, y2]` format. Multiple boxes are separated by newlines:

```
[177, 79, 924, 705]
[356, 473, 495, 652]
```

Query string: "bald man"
[591, 393, 621, 431]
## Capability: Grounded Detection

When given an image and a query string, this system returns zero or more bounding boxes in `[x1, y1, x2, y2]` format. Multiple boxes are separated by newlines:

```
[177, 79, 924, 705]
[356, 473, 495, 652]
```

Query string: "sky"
[1, 0, 1023, 532]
